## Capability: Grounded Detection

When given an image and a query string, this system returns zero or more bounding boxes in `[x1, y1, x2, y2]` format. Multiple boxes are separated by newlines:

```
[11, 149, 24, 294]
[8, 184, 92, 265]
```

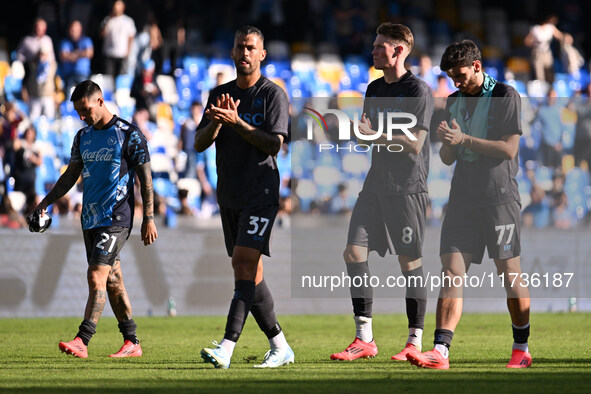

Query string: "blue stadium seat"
[291, 139, 315, 179]
[182, 56, 209, 81]
[4, 74, 22, 101]
[59, 100, 77, 118]
[115, 74, 134, 91]
[34, 116, 59, 146]
[565, 167, 589, 195]
[553, 79, 573, 97]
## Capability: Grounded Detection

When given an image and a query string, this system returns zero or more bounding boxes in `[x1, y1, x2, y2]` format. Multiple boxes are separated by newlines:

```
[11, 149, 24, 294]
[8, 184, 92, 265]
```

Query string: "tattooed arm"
[136, 162, 158, 245]
[32, 161, 84, 214]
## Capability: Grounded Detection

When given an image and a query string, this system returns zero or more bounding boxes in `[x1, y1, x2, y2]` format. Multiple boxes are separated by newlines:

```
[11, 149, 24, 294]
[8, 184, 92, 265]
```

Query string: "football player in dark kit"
[27, 80, 158, 358]
[195, 25, 293, 369]
[406, 40, 531, 369]
[330, 23, 434, 362]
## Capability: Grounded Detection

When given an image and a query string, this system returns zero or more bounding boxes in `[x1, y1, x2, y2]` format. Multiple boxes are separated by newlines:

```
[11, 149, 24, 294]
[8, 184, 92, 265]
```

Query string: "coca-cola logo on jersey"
[81, 148, 114, 162]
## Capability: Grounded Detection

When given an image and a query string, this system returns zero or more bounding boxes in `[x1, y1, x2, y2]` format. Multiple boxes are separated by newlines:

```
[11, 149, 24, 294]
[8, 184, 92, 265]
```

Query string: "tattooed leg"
[107, 260, 133, 322]
[84, 264, 111, 324]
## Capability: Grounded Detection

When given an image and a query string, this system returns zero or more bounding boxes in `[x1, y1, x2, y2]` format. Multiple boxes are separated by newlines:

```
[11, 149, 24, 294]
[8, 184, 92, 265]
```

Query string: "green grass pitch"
[0, 313, 589, 393]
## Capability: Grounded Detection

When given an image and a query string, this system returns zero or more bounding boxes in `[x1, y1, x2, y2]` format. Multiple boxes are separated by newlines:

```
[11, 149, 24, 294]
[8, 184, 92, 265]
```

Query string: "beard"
[235, 59, 256, 75]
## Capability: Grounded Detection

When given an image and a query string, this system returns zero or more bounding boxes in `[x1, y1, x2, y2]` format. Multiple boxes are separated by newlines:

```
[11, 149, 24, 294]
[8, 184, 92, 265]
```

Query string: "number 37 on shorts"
[248, 216, 270, 240]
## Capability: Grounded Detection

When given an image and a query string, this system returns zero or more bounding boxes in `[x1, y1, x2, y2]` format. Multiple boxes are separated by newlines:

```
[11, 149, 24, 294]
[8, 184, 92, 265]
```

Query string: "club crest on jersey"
[82, 148, 114, 162]
[107, 136, 117, 146]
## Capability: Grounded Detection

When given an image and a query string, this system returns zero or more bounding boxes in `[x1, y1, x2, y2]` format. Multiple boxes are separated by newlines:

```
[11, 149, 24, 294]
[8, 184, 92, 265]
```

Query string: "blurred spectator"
[178, 101, 202, 179]
[522, 183, 551, 228]
[59, 20, 94, 97]
[329, 182, 352, 214]
[0, 193, 27, 228]
[433, 75, 453, 98]
[551, 190, 573, 229]
[130, 59, 160, 116]
[417, 54, 437, 89]
[560, 33, 583, 76]
[177, 188, 194, 216]
[100, 0, 137, 79]
[0, 102, 26, 172]
[132, 107, 156, 141]
[132, 11, 163, 75]
[196, 146, 217, 218]
[12, 125, 42, 202]
[536, 89, 564, 169]
[29, 42, 57, 120]
[524, 14, 566, 83]
[16, 18, 55, 104]
[153, 1, 186, 75]
[548, 171, 565, 203]
[574, 84, 591, 169]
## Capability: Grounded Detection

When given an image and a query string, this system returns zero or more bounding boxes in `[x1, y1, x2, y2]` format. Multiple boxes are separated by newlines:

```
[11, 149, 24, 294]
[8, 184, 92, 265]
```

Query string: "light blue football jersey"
[70, 116, 150, 230]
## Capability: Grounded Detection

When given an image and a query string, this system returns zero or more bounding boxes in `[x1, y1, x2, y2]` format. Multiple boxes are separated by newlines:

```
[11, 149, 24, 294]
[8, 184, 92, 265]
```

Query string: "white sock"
[269, 331, 289, 350]
[219, 339, 236, 356]
[407, 327, 423, 350]
[434, 344, 449, 359]
[354, 316, 373, 343]
[513, 342, 529, 352]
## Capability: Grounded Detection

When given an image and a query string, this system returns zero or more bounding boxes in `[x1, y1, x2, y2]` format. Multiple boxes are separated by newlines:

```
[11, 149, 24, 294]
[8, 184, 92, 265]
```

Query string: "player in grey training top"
[330, 23, 434, 362]
[406, 40, 532, 370]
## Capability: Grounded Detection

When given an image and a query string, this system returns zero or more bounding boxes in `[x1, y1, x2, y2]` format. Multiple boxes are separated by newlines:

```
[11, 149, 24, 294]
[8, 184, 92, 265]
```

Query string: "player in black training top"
[330, 23, 434, 362]
[406, 40, 531, 370]
[195, 25, 293, 369]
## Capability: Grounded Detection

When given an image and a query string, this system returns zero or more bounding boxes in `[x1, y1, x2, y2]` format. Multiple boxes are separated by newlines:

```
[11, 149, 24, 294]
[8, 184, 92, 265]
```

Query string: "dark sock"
[346, 261, 373, 317]
[250, 279, 282, 338]
[434, 328, 454, 349]
[403, 266, 427, 330]
[76, 319, 96, 346]
[512, 323, 530, 344]
[118, 319, 139, 344]
[224, 280, 256, 342]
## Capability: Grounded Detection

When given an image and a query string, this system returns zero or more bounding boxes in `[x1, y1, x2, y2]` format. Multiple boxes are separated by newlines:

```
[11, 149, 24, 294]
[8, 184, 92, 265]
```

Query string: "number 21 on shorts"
[97, 232, 117, 253]
[247, 216, 270, 236]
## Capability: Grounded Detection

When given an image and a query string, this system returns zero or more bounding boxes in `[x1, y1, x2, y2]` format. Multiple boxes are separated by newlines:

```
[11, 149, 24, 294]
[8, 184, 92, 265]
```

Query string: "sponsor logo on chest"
[82, 147, 115, 162]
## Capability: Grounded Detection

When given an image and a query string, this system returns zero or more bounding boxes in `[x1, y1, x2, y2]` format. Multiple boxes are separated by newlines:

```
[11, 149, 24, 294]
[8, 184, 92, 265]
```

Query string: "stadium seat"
[90, 74, 115, 101]
[3, 74, 22, 101]
[341, 149, 370, 180]
[294, 178, 317, 213]
[317, 54, 345, 92]
[291, 139, 315, 180]
[156, 74, 179, 105]
[115, 74, 134, 91]
[535, 165, 554, 191]
[34, 116, 59, 146]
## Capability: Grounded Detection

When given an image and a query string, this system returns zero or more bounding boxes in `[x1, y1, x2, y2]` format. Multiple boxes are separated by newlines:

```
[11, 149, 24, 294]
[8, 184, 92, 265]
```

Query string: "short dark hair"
[234, 25, 264, 43]
[376, 23, 414, 50]
[70, 80, 102, 102]
[440, 40, 481, 71]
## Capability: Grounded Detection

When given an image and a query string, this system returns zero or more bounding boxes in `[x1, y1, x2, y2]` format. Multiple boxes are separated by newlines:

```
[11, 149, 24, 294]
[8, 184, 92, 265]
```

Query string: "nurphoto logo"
[304, 107, 417, 153]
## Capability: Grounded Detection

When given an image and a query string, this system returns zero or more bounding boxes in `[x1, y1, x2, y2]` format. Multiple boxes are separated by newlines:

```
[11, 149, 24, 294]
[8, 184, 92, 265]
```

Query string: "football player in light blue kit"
[29, 80, 158, 358]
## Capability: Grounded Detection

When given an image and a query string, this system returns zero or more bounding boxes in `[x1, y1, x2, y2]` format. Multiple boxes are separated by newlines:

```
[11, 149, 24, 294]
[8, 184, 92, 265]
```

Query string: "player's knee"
[343, 245, 364, 263]
[87, 269, 107, 290]
[232, 259, 258, 281]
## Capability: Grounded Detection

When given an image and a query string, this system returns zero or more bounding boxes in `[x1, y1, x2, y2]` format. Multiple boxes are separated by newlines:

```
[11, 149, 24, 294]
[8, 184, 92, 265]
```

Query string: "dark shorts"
[347, 191, 428, 259]
[83, 226, 131, 266]
[219, 205, 278, 257]
[440, 200, 521, 264]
